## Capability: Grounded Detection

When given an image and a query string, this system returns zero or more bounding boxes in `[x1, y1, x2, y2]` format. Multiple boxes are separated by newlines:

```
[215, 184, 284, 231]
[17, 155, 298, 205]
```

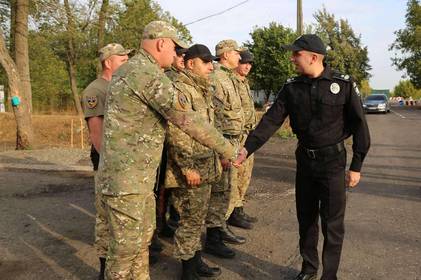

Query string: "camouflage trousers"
[225, 154, 254, 219]
[94, 175, 109, 258]
[206, 165, 232, 228]
[103, 193, 156, 280]
[172, 184, 212, 260]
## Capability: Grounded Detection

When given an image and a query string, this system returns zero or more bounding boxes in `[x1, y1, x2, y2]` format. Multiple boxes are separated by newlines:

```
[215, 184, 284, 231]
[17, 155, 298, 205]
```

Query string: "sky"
[156, 0, 408, 90]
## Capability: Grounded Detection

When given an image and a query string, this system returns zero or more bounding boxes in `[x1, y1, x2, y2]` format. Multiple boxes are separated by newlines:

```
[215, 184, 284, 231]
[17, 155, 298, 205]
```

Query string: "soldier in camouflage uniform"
[204, 39, 246, 259]
[81, 43, 131, 280]
[158, 46, 188, 239]
[226, 50, 259, 226]
[96, 21, 237, 280]
[165, 44, 222, 279]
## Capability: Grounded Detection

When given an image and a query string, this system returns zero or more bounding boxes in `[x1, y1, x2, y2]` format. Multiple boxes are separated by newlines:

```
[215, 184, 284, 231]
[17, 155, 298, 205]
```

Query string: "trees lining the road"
[390, 0, 421, 89]
[245, 7, 371, 100]
[0, 0, 191, 149]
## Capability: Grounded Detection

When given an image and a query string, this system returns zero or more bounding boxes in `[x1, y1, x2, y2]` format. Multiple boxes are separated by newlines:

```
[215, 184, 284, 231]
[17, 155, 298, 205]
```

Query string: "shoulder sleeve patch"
[173, 91, 189, 111]
[353, 82, 361, 96]
[86, 96, 98, 109]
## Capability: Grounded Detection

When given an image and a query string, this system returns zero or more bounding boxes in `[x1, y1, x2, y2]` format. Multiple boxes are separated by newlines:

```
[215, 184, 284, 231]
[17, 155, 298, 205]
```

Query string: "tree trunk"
[10, 0, 16, 57]
[15, 0, 32, 110]
[0, 28, 33, 149]
[96, 0, 109, 75]
[64, 0, 83, 116]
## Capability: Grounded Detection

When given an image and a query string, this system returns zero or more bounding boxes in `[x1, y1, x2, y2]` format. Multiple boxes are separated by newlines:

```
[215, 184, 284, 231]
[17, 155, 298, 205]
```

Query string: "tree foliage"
[244, 22, 297, 99]
[390, 0, 421, 88]
[313, 8, 372, 86]
[392, 79, 421, 98]
[0, 0, 192, 113]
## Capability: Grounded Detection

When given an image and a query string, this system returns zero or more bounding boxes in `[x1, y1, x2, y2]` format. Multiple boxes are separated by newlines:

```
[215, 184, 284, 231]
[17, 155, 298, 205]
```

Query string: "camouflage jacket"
[165, 71, 222, 188]
[164, 66, 181, 82]
[96, 49, 235, 196]
[233, 74, 257, 132]
[211, 64, 245, 136]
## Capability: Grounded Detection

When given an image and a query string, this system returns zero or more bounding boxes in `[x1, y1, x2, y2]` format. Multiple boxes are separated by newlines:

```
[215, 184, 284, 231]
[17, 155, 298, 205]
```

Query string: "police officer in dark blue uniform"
[234, 34, 370, 280]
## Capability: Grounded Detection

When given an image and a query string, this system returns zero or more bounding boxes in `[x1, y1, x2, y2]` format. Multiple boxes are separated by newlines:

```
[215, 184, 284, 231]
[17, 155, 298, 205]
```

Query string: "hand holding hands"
[232, 147, 248, 168]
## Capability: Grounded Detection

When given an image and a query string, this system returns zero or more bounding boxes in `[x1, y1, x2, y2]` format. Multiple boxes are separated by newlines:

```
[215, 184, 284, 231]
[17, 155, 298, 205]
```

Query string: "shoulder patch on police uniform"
[353, 82, 361, 96]
[87, 96, 98, 109]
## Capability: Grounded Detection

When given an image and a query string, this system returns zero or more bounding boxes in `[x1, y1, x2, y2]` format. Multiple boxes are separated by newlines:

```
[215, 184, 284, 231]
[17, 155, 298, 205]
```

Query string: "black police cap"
[282, 34, 327, 55]
[184, 44, 218, 62]
[175, 46, 188, 56]
[239, 50, 254, 64]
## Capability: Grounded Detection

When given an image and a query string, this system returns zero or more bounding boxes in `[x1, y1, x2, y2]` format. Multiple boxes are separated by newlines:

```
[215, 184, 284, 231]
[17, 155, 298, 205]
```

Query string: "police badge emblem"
[87, 96, 98, 109]
[330, 83, 340, 94]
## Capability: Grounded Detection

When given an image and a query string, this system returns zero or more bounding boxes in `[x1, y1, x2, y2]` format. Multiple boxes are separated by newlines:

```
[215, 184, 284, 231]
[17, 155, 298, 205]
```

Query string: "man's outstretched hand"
[232, 147, 248, 168]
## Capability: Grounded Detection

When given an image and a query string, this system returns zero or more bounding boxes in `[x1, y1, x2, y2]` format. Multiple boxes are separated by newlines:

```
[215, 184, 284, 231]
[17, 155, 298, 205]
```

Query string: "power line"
[185, 0, 250, 26]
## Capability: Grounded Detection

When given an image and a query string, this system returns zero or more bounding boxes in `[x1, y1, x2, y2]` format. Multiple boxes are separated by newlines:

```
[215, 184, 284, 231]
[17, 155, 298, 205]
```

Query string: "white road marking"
[391, 109, 406, 119]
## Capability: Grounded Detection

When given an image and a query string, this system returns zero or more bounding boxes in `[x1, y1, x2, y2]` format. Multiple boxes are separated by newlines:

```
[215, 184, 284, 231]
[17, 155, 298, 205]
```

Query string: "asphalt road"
[0, 105, 420, 279]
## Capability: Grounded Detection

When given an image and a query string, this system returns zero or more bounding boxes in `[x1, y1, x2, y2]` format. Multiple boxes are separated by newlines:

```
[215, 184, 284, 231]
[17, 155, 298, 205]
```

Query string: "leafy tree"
[313, 8, 372, 86]
[393, 80, 421, 98]
[359, 79, 371, 98]
[244, 22, 297, 100]
[108, 0, 191, 50]
[29, 31, 70, 113]
[390, 0, 421, 88]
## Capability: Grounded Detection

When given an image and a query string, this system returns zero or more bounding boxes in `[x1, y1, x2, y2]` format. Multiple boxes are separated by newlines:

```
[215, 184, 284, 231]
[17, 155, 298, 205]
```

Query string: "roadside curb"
[0, 162, 92, 172]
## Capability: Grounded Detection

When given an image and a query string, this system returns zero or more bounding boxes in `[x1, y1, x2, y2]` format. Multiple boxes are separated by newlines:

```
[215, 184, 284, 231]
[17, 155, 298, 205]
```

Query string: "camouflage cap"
[99, 43, 132, 61]
[215, 39, 243, 56]
[142, 20, 189, 49]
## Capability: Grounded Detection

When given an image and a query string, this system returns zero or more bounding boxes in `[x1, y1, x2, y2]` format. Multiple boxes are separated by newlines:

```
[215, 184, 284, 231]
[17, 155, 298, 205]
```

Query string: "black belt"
[223, 134, 241, 139]
[299, 142, 345, 160]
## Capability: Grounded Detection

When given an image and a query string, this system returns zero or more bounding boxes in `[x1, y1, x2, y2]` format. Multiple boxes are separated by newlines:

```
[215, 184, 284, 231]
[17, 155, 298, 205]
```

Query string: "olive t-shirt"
[81, 78, 109, 119]
[81, 78, 109, 170]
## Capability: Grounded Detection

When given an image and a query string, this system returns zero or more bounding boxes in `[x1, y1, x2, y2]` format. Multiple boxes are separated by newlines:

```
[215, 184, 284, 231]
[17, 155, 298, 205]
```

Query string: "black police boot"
[219, 225, 246, 244]
[239, 206, 258, 223]
[227, 207, 253, 229]
[98, 257, 106, 280]
[195, 250, 222, 277]
[181, 256, 200, 280]
[295, 272, 317, 280]
[204, 227, 236, 259]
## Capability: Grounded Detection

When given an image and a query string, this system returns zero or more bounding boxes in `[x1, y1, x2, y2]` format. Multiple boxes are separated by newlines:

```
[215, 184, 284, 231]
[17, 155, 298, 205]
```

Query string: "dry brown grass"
[0, 113, 90, 152]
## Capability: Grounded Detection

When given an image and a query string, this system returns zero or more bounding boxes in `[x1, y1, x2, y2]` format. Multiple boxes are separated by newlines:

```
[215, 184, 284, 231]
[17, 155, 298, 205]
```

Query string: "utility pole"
[297, 0, 303, 35]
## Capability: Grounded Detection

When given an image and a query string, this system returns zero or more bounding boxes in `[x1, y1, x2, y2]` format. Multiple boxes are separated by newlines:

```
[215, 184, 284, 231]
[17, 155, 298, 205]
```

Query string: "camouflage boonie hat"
[99, 43, 132, 61]
[215, 39, 243, 56]
[142, 20, 189, 49]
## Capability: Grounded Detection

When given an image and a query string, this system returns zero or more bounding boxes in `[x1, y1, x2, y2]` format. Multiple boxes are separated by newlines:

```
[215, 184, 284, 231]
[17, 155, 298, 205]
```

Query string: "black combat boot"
[195, 250, 222, 277]
[181, 256, 200, 280]
[98, 257, 106, 280]
[204, 227, 236, 259]
[239, 206, 258, 223]
[219, 225, 246, 244]
[227, 207, 253, 229]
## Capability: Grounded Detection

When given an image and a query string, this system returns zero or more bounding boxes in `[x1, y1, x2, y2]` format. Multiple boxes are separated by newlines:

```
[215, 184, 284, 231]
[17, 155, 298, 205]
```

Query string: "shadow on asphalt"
[354, 180, 421, 202]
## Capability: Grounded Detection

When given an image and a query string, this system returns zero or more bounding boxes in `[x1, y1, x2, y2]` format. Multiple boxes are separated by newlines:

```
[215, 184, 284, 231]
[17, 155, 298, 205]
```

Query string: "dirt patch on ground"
[0, 113, 90, 152]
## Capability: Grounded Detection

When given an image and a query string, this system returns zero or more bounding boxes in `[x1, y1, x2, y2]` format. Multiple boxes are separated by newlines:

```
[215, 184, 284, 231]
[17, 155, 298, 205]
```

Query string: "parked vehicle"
[363, 94, 391, 113]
